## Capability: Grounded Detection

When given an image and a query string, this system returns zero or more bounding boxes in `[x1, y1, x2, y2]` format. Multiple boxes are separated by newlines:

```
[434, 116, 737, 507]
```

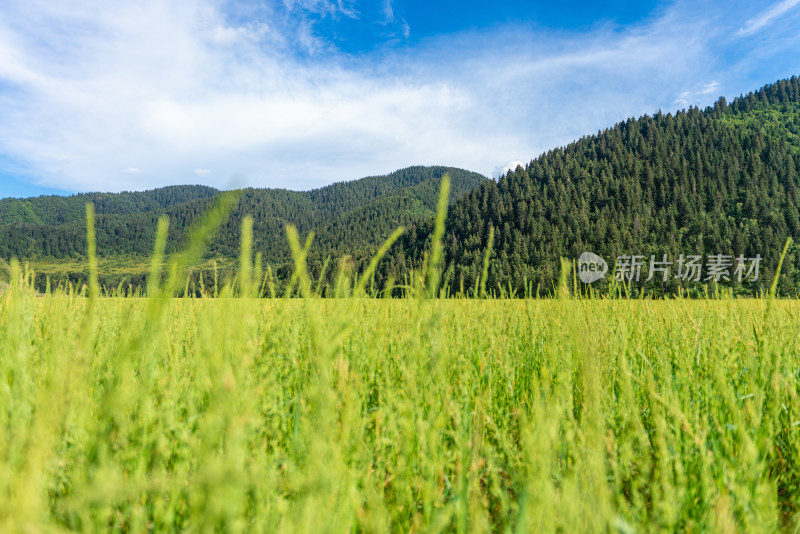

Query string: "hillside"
[413, 76, 800, 297]
[0, 185, 220, 226]
[0, 166, 486, 289]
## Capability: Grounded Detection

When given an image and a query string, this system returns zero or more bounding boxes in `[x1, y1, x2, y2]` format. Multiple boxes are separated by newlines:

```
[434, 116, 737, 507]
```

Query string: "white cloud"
[674, 80, 721, 107]
[283, 0, 358, 19]
[492, 161, 527, 179]
[701, 81, 720, 94]
[0, 0, 799, 194]
[737, 0, 800, 36]
[382, 0, 394, 23]
[122, 167, 141, 174]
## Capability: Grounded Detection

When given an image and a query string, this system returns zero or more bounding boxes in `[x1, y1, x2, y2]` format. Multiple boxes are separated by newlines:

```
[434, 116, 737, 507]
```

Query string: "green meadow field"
[3, 276, 800, 532]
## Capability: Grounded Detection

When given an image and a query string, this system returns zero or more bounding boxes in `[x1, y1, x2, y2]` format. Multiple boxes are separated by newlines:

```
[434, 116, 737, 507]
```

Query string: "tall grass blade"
[85, 204, 100, 301]
[355, 227, 405, 296]
[479, 224, 494, 299]
[163, 190, 239, 297]
[147, 215, 169, 297]
[239, 215, 254, 298]
[284, 230, 315, 298]
[769, 237, 792, 299]
[315, 255, 332, 297]
[426, 174, 450, 299]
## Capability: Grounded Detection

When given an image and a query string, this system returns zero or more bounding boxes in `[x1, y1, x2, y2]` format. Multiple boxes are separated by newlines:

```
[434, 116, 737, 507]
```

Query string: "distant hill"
[0, 185, 220, 226]
[0, 166, 487, 290]
[417, 76, 800, 296]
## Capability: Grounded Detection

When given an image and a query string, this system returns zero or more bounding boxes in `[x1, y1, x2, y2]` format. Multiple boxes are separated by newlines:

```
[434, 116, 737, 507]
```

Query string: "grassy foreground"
[2, 276, 800, 532]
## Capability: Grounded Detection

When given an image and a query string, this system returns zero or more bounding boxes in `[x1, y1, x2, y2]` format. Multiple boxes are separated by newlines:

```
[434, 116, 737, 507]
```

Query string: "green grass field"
[3, 279, 800, 532]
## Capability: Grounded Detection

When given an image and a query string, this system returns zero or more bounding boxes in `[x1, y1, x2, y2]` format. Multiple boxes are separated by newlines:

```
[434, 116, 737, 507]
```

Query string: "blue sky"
[0, 0, 799, 198]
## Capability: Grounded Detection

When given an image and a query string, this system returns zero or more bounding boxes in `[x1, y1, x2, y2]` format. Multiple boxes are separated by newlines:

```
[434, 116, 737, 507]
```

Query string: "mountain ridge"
[0, 166, 487, 290]
[414, 76, 800, 296]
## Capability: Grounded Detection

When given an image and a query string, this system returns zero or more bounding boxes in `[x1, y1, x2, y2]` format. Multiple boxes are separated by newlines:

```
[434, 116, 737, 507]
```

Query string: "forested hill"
[425, 76, 800, 296]
[0, 185, 220, 226]
[0, 166, 486, 287]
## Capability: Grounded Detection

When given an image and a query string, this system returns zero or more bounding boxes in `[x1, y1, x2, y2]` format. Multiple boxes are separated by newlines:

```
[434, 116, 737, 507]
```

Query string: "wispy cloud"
[282, 0, 359, 18]
[382, 0, 393, 23]
[0, 0, 799, 194]
[701, 81, 720, 94]
[492, 161, 527, 179]
[674, 80, 720, 107]
[737, 0, 800, 36]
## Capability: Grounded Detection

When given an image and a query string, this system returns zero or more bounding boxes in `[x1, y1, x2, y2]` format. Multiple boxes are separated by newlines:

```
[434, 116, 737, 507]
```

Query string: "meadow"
[2, 188, 800, 532]
[3, 269, 800, 532]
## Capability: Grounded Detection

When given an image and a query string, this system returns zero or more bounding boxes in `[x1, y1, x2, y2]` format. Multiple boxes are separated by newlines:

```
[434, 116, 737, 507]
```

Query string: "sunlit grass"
[4, 288, 800, 532]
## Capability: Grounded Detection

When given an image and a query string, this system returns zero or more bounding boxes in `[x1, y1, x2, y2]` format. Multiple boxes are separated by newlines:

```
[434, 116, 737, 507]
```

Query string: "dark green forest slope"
[0, 166, 486, 289]
[408, 76, 800, 297]
[0, 185, 219, 226]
